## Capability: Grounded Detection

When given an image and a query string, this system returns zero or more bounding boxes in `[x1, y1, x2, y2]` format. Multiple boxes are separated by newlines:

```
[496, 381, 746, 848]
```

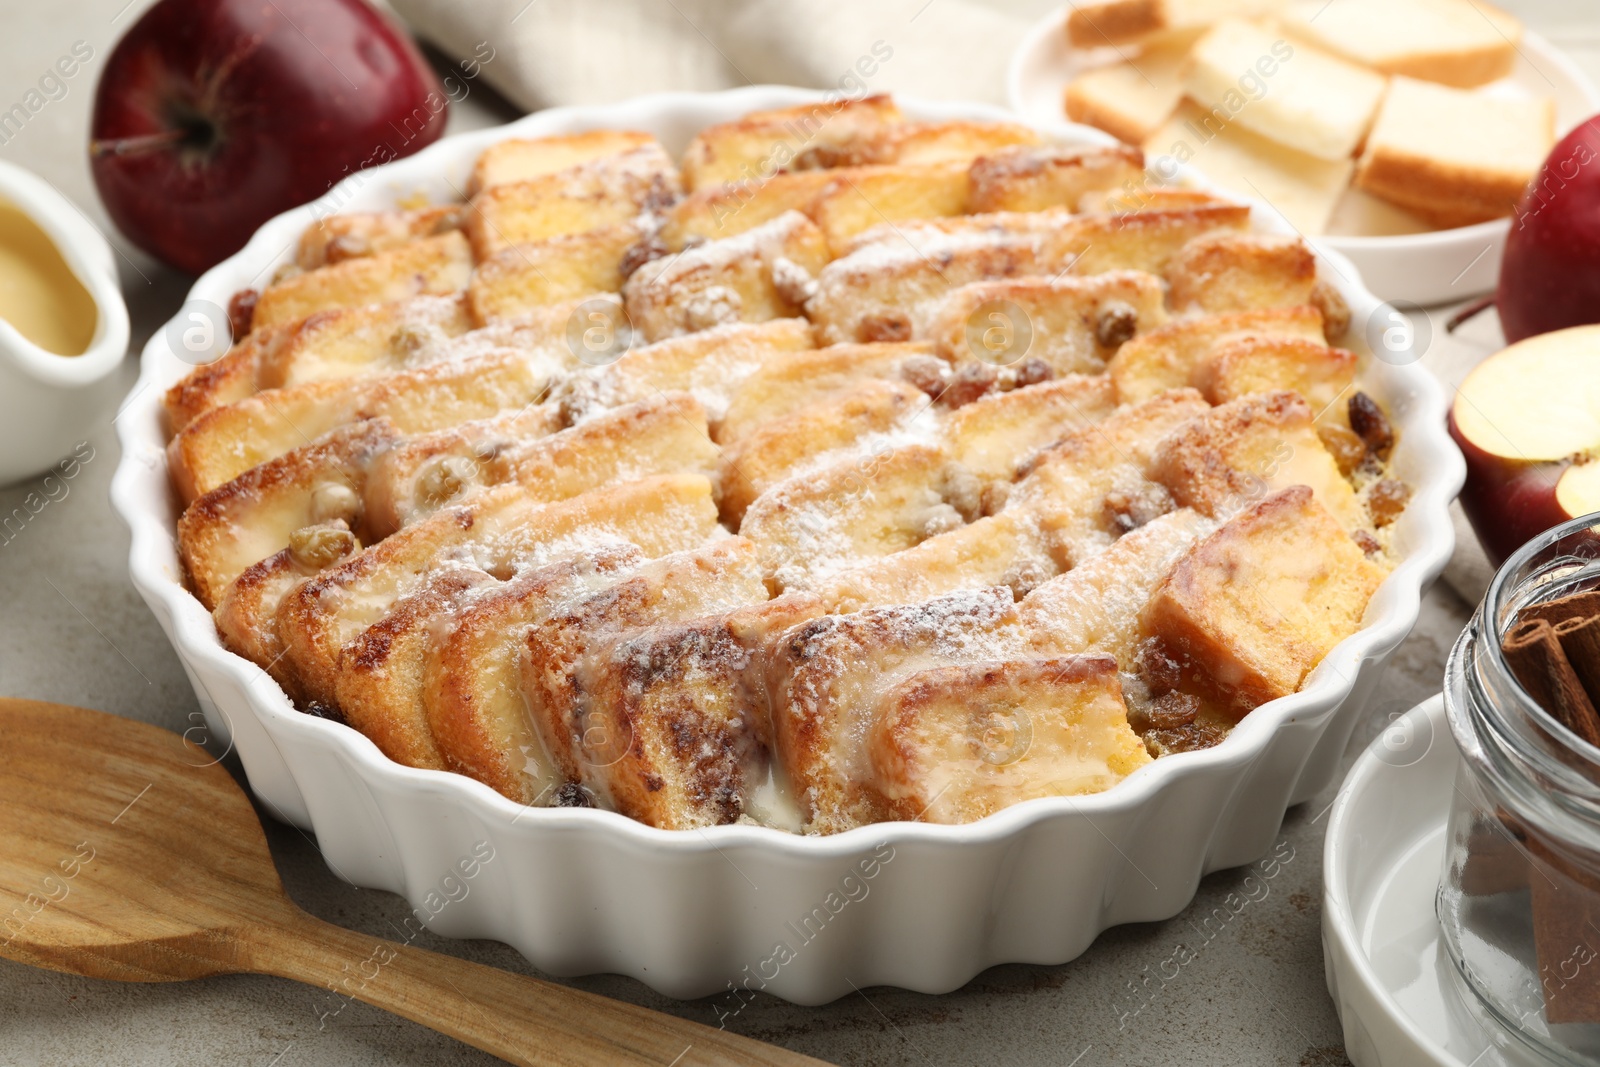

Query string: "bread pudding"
[164, 95, 1408, 834]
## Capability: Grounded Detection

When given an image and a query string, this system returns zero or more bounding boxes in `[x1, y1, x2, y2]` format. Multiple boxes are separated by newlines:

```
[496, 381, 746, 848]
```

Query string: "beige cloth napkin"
[388, 0, 1038, 111]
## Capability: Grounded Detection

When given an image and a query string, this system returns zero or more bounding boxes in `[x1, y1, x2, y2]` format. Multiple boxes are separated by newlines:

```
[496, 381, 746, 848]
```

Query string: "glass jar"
[1441, 515, 1600, 1065]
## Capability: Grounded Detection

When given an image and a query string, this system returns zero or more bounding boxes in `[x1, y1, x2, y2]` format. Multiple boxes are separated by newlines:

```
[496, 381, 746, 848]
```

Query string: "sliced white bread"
[1064, 35, 1193, 145]
[1145, 101, 1352, 234]
[1067, 0, 1285, 49]
[1281, 0, 1522, 89]
[1354, 76, 1555, 227]
[1183, 18, 1386, 162]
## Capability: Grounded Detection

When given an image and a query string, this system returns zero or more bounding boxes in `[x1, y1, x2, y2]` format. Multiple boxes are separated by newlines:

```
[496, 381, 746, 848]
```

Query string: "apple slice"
[1451, 325, 1600, 563]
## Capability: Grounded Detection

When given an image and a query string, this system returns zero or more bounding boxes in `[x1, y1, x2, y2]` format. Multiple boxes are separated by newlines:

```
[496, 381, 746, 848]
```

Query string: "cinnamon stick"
[1521, 590, 1600, 629]
[1502, 618, 1600, 746]
[1557, 615, 1600, 729]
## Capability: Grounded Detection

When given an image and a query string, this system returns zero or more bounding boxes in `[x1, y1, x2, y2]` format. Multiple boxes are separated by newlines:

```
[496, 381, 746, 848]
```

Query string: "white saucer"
[1006, 8, 1600, 306]
[1322, 694, 1547, 1067]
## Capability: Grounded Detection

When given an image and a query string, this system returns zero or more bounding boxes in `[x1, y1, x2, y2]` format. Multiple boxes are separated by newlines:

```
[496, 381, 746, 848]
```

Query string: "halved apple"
[1451, 325, 1600, 564]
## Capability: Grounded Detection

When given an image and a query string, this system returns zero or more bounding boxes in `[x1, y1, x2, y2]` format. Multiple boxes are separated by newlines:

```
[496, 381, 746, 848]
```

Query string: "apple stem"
[89, 128, 193, 159]
[1446, 296, 1496, 334]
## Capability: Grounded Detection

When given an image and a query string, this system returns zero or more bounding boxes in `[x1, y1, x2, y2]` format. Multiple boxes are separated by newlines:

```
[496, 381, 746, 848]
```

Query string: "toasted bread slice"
[805, 162, 971, 253]
[869, 655, 1150, 823]
[163, 326, 291, 435]
[816, 510, 1057, 613]
[468, 130, 662, 194]
[295, 205, 463, 270]
[275, 474, 718, 709]
[1354, 76, 1556, 227]
[806, 217, 1082, 344]
[622, 211, 830, 342]
[717, 341, 934, 443]
[179, 420, 398, 611]
[967, 144, 1147, 213]
[256, 295, 477, 390]
[167, 348, 560, 501]
[765, 586, 1024, 833]
[1282, 0, 1521, 89]
[522, 538, 770, 790]
[368, 392, 712, 532]
[740, 444, 969, 593]
[464, 145, 681, 259]
[717, 379, 931, 522]
[1150, 390, 1362, 530]
[362, 404, 565, 538]
[679, 95, 905, 190]
[882, 120, 1042, 166]
[943, 375, 1119, 485]
[572, 317, 815, 421]
[1185, 19, 1386, 162]
[1063, 42, 1191, 146]
[1142, 485, 1385, 711]
[574, 594, 824, 828]
[1165, 231, 1318, 314]
[1019, 507, 1215, 666]
[423, 544, 646, 805]
[1067, 204, 1251, 276]
[928, 271, 1167, 374]
[1009, 389, 1209, 566]
[660, 170, 840, 249]
[1144, 102, 1354, 236]
[252, 232, 473, 331]
[1066, 0, 1285, 47]
[334, 564, 499, 768]
[1196, 335, 1358, 416]
[1107, 306, 1326, 404]
[467, 222, 643, 324]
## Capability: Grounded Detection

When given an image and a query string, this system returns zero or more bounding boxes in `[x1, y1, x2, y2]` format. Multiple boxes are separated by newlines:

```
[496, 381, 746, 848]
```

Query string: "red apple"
[1496, 115, 1600, 344]
[1451, 325, 1600, 564]
[90, 0, 447, 275]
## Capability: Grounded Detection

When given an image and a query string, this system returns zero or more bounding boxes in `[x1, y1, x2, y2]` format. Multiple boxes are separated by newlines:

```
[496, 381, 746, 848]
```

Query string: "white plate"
[112, 86, 1464, 1003]
[1323, 695, 1547, 1067]
[1007, 7, 1600, 306]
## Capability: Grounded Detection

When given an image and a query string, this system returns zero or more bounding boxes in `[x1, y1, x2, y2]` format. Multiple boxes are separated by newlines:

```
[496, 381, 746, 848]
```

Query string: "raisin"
[1348, 392, 1395, 460]
[1137, 636, 1186, 695]
[999, 356, 1053, 390]
[1367, 479, 1410, 528]
[1094, 302, 1140, 349]
[618, 234, 669, 280]
[303, 701, 346, 726]
[227, 289, 259, 340]
[900, 354, 949, 398]
[551, 782, 594, 808]
[941, 362, 998, 408]
[859, 313, 913, 343]
[1146, 690, 1201, 731]
[1317, 423, 1367, 477]
[1352, 529, 1382, 556]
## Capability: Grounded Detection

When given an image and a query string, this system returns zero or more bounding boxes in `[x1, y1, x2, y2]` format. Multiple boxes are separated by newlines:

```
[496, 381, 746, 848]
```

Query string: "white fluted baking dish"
[111, 86, 1464, 1004]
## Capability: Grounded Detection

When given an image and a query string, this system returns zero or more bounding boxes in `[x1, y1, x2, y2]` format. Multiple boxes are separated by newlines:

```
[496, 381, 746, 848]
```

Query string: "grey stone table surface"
[1, 2, 1593, 1064]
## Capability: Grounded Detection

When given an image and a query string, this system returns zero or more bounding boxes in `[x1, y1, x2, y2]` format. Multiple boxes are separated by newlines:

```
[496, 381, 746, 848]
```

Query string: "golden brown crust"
[679, 94, 905, 190]
[1066, 0, 1163, 47]
[1149, 390, 1362, 531]
[1165, 231, 1319, 314]
[967, 144, 1145, 214]
[295, 205, 463, 270]
[1141, 485, 1385, 712]
[868, 655, 1150, 823]
[1107, 306, 1327, 404]
[252, 232, 473, 332]
[466, 223, 644, 324]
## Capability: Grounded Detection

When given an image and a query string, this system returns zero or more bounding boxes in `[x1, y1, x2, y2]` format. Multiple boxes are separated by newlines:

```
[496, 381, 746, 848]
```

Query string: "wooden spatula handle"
[243, 911, 828, 1067]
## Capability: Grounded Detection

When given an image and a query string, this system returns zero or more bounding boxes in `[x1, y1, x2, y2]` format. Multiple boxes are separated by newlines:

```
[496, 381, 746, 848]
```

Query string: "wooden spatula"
[0, 697, 828, 1066]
